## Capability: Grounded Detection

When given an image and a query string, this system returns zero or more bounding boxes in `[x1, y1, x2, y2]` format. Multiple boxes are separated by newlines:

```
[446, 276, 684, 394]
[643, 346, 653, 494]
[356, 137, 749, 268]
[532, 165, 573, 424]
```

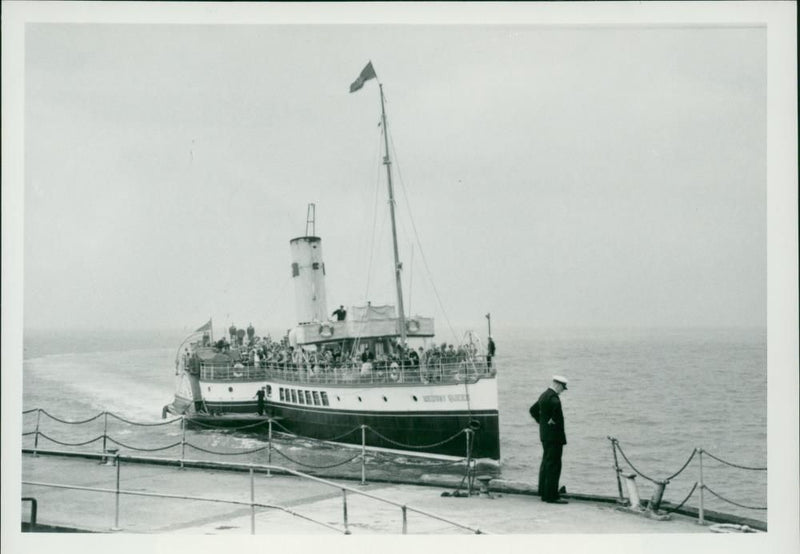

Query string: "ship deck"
[17, 451, 746, 535]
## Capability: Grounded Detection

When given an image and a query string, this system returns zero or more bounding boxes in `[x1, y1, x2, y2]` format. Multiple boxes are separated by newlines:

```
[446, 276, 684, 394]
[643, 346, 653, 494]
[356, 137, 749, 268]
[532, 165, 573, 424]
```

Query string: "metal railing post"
[33, 409, 41, 456]
[250, 466, 256, 534]
[112, 452, 121, 531]
[360, 425, 367, 485]
[609, 437, 624, 501]
[342, 488, 350, 534]
[402, 505, 408, 534]
[103, 411, 108, 454]
[465, 429, 473, 495]
[698, 448, 705, 525]
[267, 418, 273, 477]
[180, 415, 186, 469]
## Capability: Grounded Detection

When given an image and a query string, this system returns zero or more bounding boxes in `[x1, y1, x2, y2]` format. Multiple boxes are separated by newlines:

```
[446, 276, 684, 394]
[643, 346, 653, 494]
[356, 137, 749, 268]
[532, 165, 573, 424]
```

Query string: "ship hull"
[168, 372, 501, 460]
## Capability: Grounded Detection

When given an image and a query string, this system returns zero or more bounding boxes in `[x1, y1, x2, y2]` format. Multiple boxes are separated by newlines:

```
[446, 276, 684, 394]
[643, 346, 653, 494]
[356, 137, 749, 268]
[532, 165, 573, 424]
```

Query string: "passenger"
[254, 387, 266, 416]
[487, 336, 496, 369]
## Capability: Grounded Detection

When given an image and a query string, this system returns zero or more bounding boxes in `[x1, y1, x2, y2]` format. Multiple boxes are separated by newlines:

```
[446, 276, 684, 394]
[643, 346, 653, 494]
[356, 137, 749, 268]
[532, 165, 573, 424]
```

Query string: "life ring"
[319, 323, 334, 338]
[406, 319, 420, 333]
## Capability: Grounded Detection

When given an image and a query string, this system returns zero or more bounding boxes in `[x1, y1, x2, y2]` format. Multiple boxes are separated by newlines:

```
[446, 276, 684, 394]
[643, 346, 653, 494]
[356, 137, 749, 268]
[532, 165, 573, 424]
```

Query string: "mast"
[379, 83, 407, 345]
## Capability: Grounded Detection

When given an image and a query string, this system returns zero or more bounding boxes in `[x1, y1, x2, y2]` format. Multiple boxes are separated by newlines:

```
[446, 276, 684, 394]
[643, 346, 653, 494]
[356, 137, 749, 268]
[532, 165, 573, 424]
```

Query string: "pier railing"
[607, 436, 766, 528]
[21, 449, 487, 534]
[198, 359, 496, 385]
[22, 408, 481, 492]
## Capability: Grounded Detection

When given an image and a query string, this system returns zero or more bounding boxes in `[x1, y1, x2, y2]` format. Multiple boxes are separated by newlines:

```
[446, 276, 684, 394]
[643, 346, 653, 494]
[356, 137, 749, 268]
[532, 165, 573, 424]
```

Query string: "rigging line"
[388, 132, 460, 345]
[361, 125, 385, 304]
[386, 132, 474, 417]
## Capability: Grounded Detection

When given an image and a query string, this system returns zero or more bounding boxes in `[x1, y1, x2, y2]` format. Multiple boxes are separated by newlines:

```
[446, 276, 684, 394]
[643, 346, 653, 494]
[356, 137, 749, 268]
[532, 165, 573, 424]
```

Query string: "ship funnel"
[289, 204, 328, 324]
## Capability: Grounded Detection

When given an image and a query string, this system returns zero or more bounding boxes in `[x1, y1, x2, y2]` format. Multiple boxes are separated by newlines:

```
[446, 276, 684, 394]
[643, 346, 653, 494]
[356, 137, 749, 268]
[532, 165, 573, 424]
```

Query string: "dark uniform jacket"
[529, 388, 567, 445]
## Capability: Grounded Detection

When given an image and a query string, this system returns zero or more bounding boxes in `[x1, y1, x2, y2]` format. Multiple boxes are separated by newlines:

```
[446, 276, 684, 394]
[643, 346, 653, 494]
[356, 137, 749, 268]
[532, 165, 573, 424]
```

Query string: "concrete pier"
[20, 452, 715, 534]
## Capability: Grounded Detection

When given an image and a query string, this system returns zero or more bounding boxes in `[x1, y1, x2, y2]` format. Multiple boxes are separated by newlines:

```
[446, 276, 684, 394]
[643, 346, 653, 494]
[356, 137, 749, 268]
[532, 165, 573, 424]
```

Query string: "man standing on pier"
[530, 375, 569, 504]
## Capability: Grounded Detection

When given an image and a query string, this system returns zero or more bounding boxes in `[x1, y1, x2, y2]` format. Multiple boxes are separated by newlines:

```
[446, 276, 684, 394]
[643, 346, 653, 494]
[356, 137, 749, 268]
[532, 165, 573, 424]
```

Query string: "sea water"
[20, 326, 767, 522]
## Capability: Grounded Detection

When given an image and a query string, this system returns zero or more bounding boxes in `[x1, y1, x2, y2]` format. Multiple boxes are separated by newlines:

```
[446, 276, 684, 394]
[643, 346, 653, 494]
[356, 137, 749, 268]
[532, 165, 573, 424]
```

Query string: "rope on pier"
[665, 448, 698, 481]
[702, 450, 767, 471]
[703, 484, 767, 510]
[184, 443, 269, 456]
[38, 410, 105, 425]
[612, 440, 696, 484]
[107, 413, 184, 427]
[37, 432, 104, 447]
[611, 441, 660, 484]
[366, 426, 466, 450]
[106, 437, 183, 452]
[22, 408, 39, 415]
[270, 446, 362, 469]
[662, 482, 698, 515]
[22, 431, 37, 436]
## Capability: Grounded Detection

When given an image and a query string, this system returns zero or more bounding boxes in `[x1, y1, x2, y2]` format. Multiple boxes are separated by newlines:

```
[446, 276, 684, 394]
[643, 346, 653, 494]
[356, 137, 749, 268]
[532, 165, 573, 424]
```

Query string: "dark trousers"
[538, 442, 563, 501]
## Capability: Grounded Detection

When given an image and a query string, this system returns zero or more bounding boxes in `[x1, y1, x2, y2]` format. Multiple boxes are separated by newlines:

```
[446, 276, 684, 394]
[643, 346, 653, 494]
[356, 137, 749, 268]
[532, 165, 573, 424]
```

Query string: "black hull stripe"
[199, 402, 500, 460]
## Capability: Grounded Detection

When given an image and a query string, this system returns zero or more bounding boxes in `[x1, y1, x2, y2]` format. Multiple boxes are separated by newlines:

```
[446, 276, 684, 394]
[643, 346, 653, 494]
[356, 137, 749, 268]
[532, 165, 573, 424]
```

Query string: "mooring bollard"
[360, 425, 367, 485]
[621, 473, 641, 509]
[648, 480, 667, 513]
[698, 448, 705, 525]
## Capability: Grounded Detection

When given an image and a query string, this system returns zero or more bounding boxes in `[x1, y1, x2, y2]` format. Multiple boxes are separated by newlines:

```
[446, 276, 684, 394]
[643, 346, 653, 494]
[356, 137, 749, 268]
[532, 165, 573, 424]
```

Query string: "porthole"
[228, 386, 233, 392]
[336, 396, 341, 402]
[358, 396, 362, 402]
[412, 395, 418, 402]
[208, 387, 211, 392]
[383, 396, 388, 402]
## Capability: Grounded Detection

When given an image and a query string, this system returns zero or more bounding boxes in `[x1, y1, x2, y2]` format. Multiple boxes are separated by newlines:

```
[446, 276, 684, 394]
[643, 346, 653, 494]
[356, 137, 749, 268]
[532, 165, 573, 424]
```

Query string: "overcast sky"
[21, 21, 767, 333]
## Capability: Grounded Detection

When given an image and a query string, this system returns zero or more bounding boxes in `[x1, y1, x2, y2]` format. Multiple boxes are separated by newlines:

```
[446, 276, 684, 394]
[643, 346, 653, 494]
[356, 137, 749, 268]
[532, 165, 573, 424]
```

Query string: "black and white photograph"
[2, 2, 797, 553]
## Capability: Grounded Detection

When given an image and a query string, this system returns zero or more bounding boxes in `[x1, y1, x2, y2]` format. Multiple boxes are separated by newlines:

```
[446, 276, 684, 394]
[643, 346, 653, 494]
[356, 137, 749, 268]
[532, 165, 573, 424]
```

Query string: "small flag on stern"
[349, 61, 377, 93]
[195, 319, 212, 333]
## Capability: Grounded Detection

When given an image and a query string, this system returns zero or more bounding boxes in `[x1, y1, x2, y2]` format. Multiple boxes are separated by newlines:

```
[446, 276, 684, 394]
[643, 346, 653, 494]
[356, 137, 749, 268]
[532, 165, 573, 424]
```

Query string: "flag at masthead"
[349, 61, 377, 92]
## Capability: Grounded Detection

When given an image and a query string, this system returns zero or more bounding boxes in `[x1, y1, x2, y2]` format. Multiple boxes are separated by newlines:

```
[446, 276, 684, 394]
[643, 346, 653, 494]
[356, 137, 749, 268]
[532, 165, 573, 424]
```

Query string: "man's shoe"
[545, 499, 569, 504]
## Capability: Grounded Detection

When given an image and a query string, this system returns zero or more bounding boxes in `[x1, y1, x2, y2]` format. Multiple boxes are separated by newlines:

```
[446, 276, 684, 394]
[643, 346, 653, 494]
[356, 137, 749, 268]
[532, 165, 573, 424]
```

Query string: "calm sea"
[21, 326, 767, 522]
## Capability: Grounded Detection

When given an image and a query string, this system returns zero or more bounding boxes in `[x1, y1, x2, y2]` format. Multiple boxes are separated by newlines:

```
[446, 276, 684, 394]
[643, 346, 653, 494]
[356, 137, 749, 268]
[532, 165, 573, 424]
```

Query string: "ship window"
[280, 388, 285, 401]
[228, 386, 233, 392]
[312, 391, 321, 405]
[321, 392, 329, 406]
[312, 262, 320, 270]
[298, 390, 305, 404]
[266, 385, 272, 398]
[290, 389, 297, 403]
[291, 263, 299, 277]
[305, 391, 313, 404]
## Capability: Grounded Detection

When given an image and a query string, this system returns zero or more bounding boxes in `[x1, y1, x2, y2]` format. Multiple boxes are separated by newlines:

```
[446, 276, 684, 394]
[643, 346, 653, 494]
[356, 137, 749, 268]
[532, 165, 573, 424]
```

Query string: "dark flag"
[349, 61, 377, 93]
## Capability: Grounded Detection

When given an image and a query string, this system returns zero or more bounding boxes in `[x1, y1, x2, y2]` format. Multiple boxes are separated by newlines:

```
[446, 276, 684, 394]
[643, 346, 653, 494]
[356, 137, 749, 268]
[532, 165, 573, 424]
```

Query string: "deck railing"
[199, 359, 496, 385]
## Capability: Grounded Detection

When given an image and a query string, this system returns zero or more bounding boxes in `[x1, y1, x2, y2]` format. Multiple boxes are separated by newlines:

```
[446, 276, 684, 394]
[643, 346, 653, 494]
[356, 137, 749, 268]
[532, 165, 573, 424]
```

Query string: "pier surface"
[19, 452, 717, 534]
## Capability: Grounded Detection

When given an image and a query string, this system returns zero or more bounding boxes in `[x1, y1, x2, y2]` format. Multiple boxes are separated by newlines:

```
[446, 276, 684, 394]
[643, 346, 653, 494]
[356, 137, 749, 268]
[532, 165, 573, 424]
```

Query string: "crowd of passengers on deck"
[184, 324, 489, 381]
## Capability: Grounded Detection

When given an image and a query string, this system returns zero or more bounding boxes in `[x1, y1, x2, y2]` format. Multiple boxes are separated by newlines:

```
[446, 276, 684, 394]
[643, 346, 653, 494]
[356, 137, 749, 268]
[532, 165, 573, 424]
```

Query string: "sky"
[19, 19, 768, 335]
